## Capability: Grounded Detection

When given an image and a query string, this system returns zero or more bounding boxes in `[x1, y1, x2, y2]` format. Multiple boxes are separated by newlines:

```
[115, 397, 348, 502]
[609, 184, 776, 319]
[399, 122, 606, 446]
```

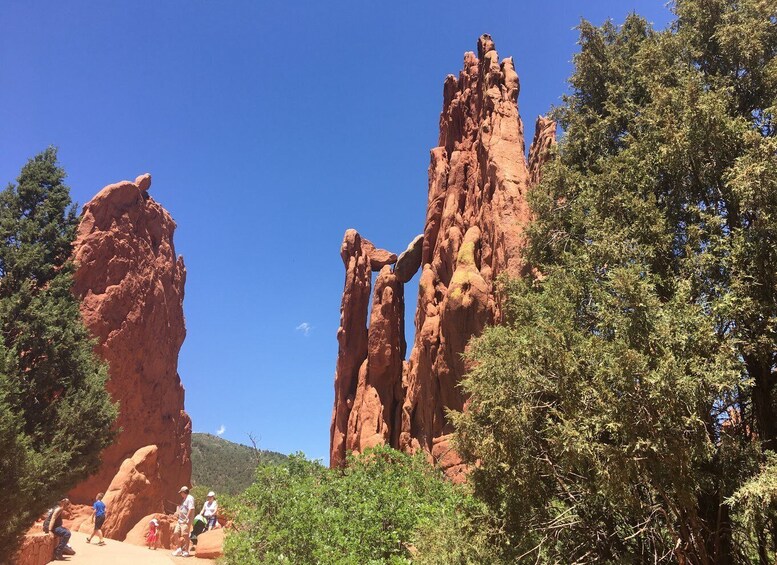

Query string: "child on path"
[146, 518, 159, 550]
[86, 492, 106, 544]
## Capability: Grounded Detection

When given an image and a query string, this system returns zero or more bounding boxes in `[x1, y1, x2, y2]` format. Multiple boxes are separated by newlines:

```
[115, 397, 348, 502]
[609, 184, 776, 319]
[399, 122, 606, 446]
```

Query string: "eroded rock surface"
[101, 445, 165, 540]
[68, 174, 191, 511]
[331, 36, 556, 477]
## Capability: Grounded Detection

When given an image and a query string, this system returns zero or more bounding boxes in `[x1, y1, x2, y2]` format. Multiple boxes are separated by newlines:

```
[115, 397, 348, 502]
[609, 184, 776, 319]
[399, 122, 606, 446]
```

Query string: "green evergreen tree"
[454, 1, 776, 563]
[0, 148, 117, 553]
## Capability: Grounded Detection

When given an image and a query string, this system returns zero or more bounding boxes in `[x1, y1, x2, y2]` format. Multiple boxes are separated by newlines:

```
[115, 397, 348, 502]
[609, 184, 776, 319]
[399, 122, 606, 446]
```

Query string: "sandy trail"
[45, 531, 215, 564]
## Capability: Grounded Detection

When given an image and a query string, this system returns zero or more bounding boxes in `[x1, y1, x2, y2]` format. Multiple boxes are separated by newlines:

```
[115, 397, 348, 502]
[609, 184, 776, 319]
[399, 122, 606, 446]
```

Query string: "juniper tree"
[454, 1, 777, 563]
[0, 148, 117, 553]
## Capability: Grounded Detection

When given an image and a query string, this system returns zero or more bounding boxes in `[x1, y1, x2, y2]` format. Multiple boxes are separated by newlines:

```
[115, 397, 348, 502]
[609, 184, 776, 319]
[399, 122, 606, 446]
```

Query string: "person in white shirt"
[172, 486, 195, 557]
[201, 491, 218, 530]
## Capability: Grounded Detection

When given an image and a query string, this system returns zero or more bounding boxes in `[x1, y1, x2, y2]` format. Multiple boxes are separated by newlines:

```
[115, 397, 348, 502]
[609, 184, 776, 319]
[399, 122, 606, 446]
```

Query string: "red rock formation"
[345, 265, 405, 454]
[330, 230, 373, 468]
[101, 445, 165, 540]
[12, 526, 56, 565]
[124, 512, 177, 549]
[528, 115, 557, 186]
[68, 174, 191, 510]
[193, 529, 225, 559]
[330, 35, 556, 478]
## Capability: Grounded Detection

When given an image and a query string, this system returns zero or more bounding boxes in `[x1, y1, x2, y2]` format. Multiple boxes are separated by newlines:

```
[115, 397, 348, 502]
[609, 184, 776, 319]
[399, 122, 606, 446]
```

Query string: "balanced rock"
[361, 237, 398, 271]
[68, 175, 191, 511]
[394, 234, 423, 283]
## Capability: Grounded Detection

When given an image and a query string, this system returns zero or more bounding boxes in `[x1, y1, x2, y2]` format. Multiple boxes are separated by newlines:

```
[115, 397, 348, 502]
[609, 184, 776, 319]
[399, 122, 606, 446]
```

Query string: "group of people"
[163, 485, 219, 557]
[44, 487, 219, 561]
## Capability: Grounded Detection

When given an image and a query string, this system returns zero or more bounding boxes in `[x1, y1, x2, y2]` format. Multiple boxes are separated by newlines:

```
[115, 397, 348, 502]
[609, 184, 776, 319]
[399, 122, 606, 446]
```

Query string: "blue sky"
[1, 1, 673, 461]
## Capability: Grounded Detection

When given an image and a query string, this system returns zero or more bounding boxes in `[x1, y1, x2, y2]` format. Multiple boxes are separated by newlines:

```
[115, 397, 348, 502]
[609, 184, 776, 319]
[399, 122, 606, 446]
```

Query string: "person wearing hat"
[201, 491, 218, 530]
[171, 486, 195, 557]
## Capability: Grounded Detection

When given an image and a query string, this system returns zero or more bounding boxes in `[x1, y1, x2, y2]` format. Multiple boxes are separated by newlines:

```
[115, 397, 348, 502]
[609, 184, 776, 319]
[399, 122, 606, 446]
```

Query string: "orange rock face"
[330, 36, 556, 476]
[12, 526, 56, 565]
[124, 512, 177, 549]
[100, 445, 166, 540]
[68, 174, 191, 511]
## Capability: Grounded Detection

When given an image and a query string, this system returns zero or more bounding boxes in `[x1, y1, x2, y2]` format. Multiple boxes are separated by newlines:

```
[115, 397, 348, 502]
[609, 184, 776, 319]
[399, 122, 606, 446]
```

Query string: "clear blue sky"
[1, 1, 673, 461]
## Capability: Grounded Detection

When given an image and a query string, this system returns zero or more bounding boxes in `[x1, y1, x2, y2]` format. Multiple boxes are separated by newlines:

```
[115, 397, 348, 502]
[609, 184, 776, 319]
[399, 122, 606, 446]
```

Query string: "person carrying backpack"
[46, 498, 72, 561]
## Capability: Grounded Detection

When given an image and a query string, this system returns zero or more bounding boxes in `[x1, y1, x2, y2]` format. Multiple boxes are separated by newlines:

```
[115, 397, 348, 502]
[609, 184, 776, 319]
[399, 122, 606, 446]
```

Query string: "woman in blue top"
[86, 492, 106, 545]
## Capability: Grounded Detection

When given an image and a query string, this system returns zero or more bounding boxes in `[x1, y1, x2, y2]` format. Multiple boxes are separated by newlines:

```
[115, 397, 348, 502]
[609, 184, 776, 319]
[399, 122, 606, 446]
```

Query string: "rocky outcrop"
[68, 174, 191, 513]
[193, 529, 225, 559]
[330, 36, 556, 477]
[394, 235, 424, 283]
[12, 527, 56, 565]
[100, 445, 165, 540]
[528, 116, 557, 186]
[124, 512, 176, 549]
[345, 265, 406, 455]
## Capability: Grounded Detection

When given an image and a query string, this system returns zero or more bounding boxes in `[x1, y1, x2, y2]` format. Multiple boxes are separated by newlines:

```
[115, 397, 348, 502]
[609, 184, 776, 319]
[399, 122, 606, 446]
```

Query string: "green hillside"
[191, 433, 287, 495]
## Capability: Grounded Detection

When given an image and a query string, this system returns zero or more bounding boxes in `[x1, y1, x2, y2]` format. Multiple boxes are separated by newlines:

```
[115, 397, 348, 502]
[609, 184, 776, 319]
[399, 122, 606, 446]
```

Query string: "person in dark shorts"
[86, 492, 106, 544]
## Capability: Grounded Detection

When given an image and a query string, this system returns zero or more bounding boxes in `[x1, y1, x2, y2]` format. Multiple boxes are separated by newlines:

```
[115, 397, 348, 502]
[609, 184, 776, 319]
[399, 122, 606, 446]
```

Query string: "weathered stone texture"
[331, 36, 556, 477]
[68, 174, 191, 515]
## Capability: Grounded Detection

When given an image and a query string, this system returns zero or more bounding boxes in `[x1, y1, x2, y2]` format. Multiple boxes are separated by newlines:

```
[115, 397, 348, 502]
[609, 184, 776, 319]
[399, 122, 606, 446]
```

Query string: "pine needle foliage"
[0, 149, 117, 553]
[454, 1, 777, 563]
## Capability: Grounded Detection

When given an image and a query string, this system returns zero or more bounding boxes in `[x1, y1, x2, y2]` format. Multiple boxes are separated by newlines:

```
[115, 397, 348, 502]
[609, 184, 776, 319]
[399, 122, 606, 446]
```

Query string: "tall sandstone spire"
[68, 173, 191, 507]
[331, 35, 556, 479]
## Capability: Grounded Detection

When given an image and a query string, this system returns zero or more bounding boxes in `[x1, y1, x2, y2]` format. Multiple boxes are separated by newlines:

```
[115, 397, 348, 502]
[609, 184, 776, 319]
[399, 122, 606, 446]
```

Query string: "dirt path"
[46, 531, 215, 565]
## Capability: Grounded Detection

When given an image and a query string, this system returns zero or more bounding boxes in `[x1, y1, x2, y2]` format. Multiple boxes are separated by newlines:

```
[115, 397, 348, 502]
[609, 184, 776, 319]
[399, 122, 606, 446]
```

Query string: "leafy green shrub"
[224, 446, 485, 564]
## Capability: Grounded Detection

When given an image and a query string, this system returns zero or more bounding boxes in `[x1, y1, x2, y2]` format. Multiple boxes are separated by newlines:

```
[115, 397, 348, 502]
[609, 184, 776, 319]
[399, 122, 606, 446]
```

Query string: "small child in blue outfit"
[86, 492, 106, 545]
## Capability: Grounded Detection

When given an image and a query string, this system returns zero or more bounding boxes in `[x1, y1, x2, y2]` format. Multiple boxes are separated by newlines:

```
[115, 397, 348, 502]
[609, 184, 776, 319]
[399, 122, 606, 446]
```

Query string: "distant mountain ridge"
[191, 432, 287, 495]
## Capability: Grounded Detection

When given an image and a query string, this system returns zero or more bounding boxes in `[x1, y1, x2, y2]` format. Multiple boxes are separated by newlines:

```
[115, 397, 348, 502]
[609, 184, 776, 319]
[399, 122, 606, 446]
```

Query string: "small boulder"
[124, 512, 177, 549]
[193, 528, 225, 559]
[394, 234, 423, 283]
[134, 173, 152, 191]
[361, 237, 397, 271]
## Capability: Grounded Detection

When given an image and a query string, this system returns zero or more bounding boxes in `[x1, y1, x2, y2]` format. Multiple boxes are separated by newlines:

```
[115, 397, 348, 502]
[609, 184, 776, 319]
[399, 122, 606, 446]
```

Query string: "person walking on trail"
[201, 491, 218, 530]
[86, 492, 106, 544]
[171, 486, 195, 557]
[49, 498, 72, 561]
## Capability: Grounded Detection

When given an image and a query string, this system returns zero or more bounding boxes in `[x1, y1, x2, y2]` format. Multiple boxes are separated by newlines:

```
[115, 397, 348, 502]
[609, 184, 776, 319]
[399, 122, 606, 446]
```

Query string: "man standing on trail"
[172, 486, 195, 557]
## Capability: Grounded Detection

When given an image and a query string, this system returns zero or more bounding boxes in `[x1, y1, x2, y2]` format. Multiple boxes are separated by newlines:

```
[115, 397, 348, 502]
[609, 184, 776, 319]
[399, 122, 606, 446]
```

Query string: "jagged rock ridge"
[330, 35, 557, 479]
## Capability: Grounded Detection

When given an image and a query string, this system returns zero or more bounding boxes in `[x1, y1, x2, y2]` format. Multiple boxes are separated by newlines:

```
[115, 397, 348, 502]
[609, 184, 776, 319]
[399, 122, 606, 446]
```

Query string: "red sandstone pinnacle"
[345, 266, 405, 455]
[331, 36, 557, 478]
[528, 116, 557, 186]
[68, 175, 191, 513]
[330, 229, 373, 467]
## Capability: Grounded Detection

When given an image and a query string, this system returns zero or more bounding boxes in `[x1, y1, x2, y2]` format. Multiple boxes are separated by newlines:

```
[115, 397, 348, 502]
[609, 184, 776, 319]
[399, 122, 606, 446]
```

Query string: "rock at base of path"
[124, 512, 177, 549]
[193, 528, 225, 559]
[101, 445, 165, 541]
[12, 525, 56, 565]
